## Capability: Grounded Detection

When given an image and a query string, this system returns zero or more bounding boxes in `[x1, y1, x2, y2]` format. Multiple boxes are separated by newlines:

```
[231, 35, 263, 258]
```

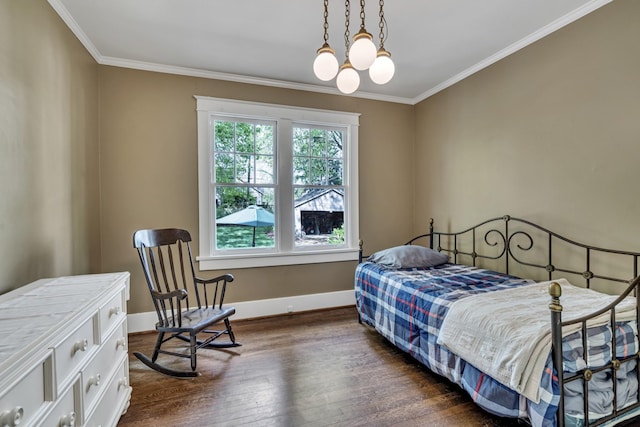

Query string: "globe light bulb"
[369, 49, 395, 85]
[348, 31, 377, 71]
[336, 61, 360, 94]
[313, 45, 339, 81]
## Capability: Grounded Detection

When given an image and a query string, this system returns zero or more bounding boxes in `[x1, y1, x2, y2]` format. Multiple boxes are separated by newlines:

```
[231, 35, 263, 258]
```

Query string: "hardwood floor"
[118, 306, 524, 427]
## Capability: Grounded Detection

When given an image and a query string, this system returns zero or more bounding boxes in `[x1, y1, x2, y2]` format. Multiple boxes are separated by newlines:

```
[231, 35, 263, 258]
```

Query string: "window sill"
[197, 248, 359, 270]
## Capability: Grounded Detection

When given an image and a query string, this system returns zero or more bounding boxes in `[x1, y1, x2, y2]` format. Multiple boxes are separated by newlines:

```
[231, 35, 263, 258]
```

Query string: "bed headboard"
[404, 215, 640, 293]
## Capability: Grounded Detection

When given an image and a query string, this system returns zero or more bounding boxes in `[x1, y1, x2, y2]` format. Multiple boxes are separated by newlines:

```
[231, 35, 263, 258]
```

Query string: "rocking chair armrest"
[151, 289, 188, 301]
[195, 273, 234, 285]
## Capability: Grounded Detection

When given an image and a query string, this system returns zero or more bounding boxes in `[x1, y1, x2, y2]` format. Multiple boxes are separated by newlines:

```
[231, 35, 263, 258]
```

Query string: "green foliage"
[214, 119, 275, 186]
[293, 127, 343, 186]
[328, 224, 345, 244]
[216, 188, 258, 217]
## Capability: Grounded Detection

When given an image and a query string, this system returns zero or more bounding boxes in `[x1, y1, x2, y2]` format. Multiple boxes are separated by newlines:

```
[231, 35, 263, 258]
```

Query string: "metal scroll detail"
[482, 229, 507, 260]
[506, 230, 535, 265]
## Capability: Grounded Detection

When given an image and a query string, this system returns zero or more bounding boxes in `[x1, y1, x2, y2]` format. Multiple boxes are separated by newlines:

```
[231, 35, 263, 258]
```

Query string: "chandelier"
[313, 0, 395, 94]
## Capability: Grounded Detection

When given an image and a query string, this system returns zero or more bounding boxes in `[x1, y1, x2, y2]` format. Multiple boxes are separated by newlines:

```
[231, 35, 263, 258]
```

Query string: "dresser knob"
[116, 337, 127, 350]
[58, 411, 76, 427]
[88, 373, 101, 388]
[117, 377, 129, 391]
[0, 406, 24, 427]
[73, 339, 88, 354]
[109, 306, 121, 317]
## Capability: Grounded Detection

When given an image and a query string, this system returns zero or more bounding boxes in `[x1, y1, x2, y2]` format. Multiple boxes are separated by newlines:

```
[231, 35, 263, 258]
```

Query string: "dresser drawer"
[84, 358, 131, 427]
[81, 320, 128, 414]
[0, 353, 52, 427]
[54, 315, 97, 393]
[37, 378, 79, 427]
[98, 289, 126, 339]
[105, 322, 129, 365]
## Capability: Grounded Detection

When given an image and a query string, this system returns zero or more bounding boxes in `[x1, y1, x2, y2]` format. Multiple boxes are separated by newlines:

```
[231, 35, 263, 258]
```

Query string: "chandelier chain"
[378, 0, 387, 48]
[323, 0, 330, 44]
[344, 0, 351, 56]
[359, 0, 366, 30]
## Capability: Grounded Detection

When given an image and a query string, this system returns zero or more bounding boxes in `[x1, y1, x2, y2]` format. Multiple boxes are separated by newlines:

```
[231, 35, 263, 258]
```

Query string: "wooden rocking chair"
[133, 228, 239, 377]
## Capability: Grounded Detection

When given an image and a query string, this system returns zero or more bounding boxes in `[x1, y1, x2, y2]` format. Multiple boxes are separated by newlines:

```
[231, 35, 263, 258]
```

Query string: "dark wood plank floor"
[118, 306, 525, 427]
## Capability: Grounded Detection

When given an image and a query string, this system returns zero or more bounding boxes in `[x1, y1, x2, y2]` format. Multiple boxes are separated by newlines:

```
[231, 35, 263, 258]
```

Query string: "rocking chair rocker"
[133, 228, 239, 377]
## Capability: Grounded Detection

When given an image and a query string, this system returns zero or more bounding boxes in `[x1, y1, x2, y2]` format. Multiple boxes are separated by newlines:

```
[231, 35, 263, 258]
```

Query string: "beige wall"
[414, 0, 640, 273]
[98, 67, 414, 314]
[0, 0, 100, 294]
[5, 0, 637, 312]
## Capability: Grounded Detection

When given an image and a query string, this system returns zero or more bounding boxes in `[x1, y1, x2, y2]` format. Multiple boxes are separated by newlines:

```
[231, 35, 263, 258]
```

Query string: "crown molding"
[47, 0, 101, 61]
[100, 56, 415, 105]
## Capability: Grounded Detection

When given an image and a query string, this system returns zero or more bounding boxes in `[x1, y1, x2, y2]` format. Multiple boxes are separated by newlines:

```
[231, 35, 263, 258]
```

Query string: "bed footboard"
[550, 276, 640, 427]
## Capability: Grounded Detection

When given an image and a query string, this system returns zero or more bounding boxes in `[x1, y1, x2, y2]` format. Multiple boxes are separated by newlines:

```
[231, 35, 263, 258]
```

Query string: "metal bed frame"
[359, 215, 640, 426]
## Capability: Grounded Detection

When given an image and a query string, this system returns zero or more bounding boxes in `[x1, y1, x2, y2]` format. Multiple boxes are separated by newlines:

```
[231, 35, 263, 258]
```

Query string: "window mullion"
[278, 120, 294, 252]
[345, 124, 359, 248]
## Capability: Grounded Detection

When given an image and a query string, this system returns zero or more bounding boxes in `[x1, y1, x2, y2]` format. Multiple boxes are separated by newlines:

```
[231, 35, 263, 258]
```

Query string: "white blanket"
[437, 278, 637, 403]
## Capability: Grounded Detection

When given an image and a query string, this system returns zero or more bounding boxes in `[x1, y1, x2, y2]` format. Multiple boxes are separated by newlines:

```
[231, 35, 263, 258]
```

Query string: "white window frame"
[195, 96, 360, 270]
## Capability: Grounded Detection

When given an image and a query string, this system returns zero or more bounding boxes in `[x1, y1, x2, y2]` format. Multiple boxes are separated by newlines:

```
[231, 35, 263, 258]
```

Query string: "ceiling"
[49, 0, 611, 105]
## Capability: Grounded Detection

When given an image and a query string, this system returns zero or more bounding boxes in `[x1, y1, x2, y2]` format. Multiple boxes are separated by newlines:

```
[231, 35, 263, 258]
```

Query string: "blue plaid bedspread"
[355, 261, 638, 427]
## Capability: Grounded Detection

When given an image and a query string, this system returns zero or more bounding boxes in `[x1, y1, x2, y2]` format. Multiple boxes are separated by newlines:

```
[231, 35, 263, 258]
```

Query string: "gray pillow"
[368, 245, 450, 268]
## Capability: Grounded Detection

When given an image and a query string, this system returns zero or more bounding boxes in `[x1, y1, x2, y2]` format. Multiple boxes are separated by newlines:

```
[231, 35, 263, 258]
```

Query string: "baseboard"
[127, 289, 356, 333]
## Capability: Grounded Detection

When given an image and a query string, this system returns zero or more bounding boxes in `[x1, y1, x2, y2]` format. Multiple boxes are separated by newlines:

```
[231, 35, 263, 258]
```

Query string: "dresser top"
[0, 272, 130, 370]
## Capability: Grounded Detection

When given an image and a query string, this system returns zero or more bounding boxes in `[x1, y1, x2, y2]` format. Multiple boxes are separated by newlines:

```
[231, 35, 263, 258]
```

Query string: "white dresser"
[0, 272, 132, 427]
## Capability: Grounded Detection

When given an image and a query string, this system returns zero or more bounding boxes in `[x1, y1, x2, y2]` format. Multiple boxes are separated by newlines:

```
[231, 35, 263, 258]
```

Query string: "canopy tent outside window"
[217, 205, 275, 247]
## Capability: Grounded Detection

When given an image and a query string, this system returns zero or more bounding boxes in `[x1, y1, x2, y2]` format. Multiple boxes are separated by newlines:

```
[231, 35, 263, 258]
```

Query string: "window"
[213, 119, 276, 250]
[196, 96, 360, 269]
